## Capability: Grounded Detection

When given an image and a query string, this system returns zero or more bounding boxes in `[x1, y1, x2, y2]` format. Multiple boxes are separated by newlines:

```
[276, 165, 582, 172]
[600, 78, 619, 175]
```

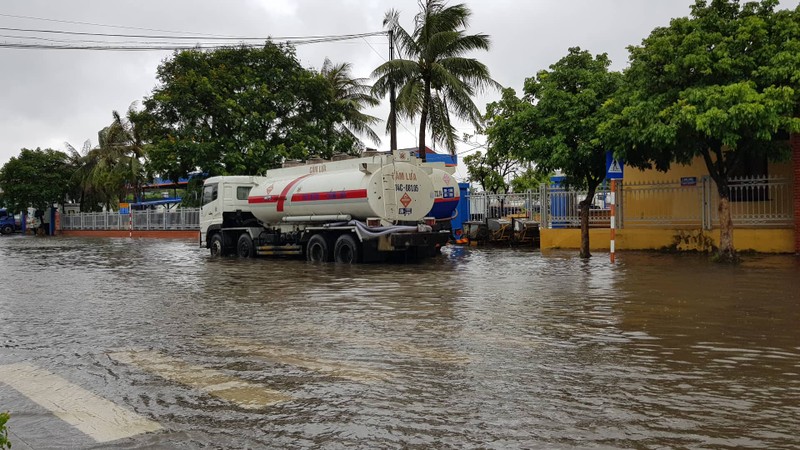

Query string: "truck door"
[199, 182, 219, 246]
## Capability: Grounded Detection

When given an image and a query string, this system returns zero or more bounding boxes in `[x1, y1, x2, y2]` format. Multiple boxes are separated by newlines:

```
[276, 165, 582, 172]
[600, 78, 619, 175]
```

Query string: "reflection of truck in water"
[0, 208, 20, 234]
[200, 150, 455, 263]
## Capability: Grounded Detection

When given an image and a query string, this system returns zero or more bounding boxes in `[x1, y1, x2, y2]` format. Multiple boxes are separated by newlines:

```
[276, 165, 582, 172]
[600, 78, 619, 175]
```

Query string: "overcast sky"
[2, 0, 798, 179]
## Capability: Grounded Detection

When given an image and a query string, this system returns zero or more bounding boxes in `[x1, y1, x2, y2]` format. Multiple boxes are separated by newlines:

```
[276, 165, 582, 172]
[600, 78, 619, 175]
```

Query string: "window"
[236, 186, 252, 200]
[202, 184, 218, 205]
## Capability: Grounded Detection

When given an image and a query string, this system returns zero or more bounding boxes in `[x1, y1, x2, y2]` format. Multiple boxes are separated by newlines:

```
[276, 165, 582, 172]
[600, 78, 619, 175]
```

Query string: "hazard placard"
[400, 193, 412, 208]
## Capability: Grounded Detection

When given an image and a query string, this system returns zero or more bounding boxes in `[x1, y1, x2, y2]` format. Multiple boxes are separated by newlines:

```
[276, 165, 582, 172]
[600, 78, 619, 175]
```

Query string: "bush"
[0, 411, 10, 449]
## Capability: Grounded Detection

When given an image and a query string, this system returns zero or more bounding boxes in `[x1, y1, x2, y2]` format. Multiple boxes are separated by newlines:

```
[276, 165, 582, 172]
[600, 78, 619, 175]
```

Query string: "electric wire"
[0, 12, 242, 37]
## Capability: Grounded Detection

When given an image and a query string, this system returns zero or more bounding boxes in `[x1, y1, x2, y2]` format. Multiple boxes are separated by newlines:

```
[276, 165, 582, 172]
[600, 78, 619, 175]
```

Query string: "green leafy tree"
[602, 0, 800, 262]
[510, 167, 550, 193]
[372, 0, 499, 159]
[0, 411, 10, 450]
[0, 148, 74, 213]
[475, 90, 551, 194]
[485, 50, 621, 258]
[321, 58, 382, 147]
[133, 43, 354, 181]
[463, 150, 513, 193]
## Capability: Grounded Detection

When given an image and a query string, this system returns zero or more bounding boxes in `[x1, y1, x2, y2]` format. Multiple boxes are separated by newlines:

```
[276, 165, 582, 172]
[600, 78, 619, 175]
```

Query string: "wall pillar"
[793, 133, 800, 254]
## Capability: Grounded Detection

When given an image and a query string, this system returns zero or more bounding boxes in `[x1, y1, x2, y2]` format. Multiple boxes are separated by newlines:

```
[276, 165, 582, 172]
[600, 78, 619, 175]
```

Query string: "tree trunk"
[418, 109, 427, 163]
[418, 81, 431, 163]
[717, 194, 738, 263]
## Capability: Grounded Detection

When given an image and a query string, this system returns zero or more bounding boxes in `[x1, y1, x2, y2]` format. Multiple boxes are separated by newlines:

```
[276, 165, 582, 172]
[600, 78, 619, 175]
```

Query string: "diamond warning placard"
[400, 193, 412, 208]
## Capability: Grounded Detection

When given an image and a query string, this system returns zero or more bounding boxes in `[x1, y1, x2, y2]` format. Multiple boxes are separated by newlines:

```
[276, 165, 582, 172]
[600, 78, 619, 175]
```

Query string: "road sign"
[606, 152, 624, 179]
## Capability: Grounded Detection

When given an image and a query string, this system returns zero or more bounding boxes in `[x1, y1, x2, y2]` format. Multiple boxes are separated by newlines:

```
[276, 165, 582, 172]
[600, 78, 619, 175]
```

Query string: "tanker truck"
[200, 150, 453, 263]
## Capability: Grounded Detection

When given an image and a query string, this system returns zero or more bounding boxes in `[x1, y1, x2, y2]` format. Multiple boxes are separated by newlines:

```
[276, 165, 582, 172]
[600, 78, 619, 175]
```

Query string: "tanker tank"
[246, 160, 435, 224]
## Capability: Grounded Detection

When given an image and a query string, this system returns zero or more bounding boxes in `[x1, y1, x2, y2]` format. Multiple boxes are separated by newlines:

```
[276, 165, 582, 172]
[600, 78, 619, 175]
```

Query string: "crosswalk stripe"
[108, 350, 290, 409]
[206, 336, 392, 382]
[0, 362, 162, 443]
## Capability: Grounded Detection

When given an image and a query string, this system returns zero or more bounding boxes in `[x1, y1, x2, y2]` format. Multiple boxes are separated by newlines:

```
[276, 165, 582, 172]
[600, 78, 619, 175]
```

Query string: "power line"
[0, 26, 385, 42]
[0, 12, 238, 38]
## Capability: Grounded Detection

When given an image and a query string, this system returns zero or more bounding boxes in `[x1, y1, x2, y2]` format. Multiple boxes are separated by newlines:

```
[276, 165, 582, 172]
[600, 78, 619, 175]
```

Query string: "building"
[539, 135, 799, 254]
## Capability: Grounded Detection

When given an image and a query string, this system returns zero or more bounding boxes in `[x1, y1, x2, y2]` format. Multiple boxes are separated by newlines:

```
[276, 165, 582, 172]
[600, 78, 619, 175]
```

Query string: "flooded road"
[1, 235, 799, 449]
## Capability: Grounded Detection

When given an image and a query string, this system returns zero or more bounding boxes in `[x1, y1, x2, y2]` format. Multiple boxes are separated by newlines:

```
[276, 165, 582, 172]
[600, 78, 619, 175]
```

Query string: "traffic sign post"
[605, 153, 622, 263]
[610, 180, 617, 263]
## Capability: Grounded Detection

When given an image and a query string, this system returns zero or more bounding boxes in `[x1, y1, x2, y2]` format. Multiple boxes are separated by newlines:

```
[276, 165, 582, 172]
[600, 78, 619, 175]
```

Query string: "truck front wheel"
[209, 233, 226, 257]
[334, 234, 360, 264]
[1, 225, 12, 235]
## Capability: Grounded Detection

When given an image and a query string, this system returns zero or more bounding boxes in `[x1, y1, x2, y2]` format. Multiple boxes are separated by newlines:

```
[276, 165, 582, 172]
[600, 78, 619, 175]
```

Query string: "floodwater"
[0, 235, 799, 449]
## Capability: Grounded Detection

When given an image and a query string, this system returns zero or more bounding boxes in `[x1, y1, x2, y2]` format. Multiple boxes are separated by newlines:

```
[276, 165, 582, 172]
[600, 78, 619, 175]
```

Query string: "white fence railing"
[465, 176, 794, 230]
[620, 176, 793, 229]
[467, 191, 542, 222]
[61, 208, 200, 231]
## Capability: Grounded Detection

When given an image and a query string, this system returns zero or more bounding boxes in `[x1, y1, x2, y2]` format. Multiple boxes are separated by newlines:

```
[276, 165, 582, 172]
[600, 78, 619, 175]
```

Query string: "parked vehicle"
[200, 150, 453, 263]
[0, 208, 19, 235]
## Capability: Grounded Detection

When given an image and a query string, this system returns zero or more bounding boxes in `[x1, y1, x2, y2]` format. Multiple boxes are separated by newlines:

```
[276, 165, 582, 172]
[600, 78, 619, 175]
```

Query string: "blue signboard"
[605, 152, 624, 180]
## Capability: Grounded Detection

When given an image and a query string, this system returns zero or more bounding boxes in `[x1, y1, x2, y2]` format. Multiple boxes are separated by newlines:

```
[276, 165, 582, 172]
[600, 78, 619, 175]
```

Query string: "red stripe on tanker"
[291, 189, 368, 202]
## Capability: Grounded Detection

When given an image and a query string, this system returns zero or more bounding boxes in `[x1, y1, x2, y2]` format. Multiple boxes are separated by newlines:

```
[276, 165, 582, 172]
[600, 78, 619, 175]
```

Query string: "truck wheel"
[0, 225, 12, 235]
[334, 234, 360, 264]
[209, 234, 226, 257]
[237, 234, 255, 258]
[306, 234, 329, 262]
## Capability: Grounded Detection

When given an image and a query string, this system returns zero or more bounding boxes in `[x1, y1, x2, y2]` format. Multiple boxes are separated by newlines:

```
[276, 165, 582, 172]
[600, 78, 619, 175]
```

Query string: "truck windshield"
[202, 184, 218, 205]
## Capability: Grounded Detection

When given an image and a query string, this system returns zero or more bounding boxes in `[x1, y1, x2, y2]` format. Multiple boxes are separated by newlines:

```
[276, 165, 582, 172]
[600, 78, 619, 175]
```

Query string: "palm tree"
[65, 140, 109, 212]
[99, 108, 148, 204]
[372, 0, 499, 160]
[321, 58, 382, 147]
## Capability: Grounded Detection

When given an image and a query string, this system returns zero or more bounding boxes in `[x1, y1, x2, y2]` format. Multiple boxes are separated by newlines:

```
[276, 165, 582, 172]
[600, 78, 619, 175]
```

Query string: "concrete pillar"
[793, 133, 800, 254]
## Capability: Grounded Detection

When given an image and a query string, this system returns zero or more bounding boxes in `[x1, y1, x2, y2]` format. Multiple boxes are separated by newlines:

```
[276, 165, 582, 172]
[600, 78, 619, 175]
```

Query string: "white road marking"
[108, 350, 290, 409]
[0, 362, 162, 443]
[206, 336, 392, 382]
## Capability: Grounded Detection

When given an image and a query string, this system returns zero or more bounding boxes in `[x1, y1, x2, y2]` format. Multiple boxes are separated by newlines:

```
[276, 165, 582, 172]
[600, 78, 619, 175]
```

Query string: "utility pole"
[388, 29, 398, 152]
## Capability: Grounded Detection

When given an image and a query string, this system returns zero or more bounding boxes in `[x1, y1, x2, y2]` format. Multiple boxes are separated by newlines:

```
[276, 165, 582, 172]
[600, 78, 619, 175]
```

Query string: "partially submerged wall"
[540, 228, 794, 253]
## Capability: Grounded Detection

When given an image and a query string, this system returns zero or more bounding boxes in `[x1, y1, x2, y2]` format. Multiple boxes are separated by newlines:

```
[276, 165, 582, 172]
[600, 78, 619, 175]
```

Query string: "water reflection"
[0, 236, 798, 448]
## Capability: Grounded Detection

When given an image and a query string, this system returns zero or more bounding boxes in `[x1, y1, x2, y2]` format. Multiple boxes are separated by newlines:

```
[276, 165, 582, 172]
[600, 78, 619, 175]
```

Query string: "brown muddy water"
[0, 235, 798, 449]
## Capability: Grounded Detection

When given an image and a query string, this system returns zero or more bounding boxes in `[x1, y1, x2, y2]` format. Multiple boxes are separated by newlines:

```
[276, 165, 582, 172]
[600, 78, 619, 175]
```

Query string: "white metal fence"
[467, 191, 543, 222]
[61, 208, 200, 231]
[619, 176, 793, 229]
[465, 176, 794, 230]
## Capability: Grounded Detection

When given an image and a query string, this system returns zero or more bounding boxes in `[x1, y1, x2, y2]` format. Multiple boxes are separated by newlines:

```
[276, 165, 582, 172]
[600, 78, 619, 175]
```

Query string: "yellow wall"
[623, 157, 793, 182]
[540, 228, 795, 253]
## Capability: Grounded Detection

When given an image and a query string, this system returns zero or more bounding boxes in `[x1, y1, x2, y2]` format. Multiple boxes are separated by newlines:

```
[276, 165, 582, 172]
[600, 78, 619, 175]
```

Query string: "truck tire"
[209, 233, 226, 257]
[237, 234, 255, 258]
[1, 225, 12, 235]
[306, 234, 329, 263]
[334, 234, 360, 264]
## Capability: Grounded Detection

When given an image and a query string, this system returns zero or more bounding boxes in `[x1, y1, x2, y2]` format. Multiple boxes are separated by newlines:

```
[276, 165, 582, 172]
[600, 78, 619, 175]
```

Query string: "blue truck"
[0, 208, 19, 234]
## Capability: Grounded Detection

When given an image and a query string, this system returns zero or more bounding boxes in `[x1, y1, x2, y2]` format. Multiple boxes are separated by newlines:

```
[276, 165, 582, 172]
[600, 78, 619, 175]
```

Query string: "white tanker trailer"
[200, 150, 453, 263]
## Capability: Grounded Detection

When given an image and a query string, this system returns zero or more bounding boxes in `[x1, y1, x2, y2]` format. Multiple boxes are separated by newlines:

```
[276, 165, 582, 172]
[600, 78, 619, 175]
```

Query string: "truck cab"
[200, 176, 263, 249]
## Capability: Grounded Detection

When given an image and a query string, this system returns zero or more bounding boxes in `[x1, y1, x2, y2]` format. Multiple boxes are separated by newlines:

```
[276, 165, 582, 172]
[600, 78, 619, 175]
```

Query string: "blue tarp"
[130, 197, 183, 210]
